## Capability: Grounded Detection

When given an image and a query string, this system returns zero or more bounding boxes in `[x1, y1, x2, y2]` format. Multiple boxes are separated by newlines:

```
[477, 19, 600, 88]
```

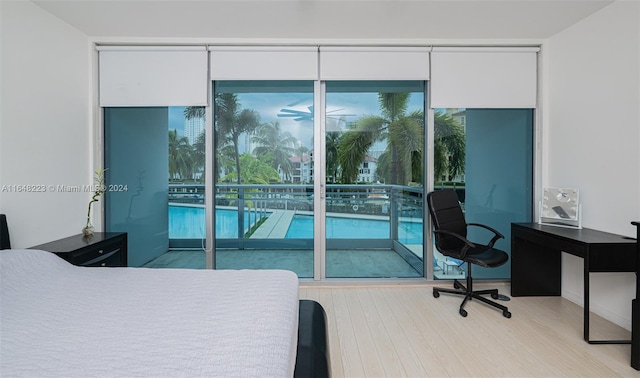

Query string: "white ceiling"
[31, 0, 615, 41]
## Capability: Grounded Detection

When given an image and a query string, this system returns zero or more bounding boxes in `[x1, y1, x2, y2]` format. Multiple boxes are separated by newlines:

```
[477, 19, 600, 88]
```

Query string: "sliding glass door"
[324, 81, 426, 278]
[213, 81, 315, 277]
[210, 80, 428, 279]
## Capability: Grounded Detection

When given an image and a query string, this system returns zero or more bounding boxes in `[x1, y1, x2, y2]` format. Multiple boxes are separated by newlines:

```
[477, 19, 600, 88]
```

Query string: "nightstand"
[31, 232, 127, 267]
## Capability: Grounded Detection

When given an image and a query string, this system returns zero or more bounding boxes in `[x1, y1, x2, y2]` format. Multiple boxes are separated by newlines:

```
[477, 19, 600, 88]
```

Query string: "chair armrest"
[467, 223, 504, 248]
[433, 229, 475, 259]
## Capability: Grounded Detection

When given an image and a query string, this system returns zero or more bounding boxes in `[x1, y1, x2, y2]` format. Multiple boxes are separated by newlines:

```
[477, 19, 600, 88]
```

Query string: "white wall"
[0, 1, 91, 247]
[544, 1, 640, 329]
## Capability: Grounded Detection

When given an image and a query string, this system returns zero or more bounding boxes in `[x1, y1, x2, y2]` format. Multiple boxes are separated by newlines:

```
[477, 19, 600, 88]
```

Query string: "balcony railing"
[169, 183, 428, 274]
[170, 184, 422, 243]
[170, 183, 425, 215]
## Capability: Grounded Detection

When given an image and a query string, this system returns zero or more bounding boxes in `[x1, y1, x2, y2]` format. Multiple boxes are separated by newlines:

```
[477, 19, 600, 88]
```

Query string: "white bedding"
[0, 249, 299, 377]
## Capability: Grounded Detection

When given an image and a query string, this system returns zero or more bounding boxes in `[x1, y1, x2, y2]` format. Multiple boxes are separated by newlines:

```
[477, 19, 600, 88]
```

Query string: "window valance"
[430, 47, 539, 108]
[97, 46, 208, 107]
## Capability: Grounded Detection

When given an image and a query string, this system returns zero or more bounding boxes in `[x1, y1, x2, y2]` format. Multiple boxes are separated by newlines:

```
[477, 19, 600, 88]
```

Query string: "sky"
[168, 91, 425, 152]
[168, 107, 186, 135]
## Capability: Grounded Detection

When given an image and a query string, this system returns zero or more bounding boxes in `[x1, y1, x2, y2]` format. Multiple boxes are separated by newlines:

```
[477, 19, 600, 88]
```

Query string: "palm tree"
[184, 106, 206, 181]
[216, 142, 236, 181]
[192, 130, 206, 182]
[339, 93, 424, 185]
[326, 131, 342, 183]
[168, 129, 193, 181]
[214, 93, 261, 184]
[220, 153, 281, 184]
[433, 110, 465, 182]
[252, 121, 297, 182]
[338, 93, 465, 185]
[184, 106, 205, 120]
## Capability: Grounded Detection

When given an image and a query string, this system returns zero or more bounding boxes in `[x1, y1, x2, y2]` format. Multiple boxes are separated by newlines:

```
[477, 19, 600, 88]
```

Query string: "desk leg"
[632, 298, 640, 370]
[584, 262, 590, 342]
[585, 267, 632, 345]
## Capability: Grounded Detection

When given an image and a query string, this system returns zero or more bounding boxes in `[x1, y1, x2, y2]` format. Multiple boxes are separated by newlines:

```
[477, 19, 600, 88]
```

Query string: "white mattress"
[0, 249, 299, 377]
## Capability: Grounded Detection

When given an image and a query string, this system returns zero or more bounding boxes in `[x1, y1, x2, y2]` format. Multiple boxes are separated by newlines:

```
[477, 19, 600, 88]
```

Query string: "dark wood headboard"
[0, 214, 11, 249]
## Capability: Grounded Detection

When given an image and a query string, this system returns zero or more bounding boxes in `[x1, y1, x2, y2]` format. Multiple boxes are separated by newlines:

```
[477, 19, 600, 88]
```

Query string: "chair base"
[433, 277, 512, 318]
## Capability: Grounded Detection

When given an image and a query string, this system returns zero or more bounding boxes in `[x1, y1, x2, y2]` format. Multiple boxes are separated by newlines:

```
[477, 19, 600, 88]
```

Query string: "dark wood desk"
[511, 222, 636, 345]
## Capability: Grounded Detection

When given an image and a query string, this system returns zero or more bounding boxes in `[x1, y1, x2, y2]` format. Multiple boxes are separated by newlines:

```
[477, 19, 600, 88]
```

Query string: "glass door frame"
[425, 107, 435, 281]
[318, 80, 430, 281]
[205, 80, 432, 281]
[313, 80, 326, 280]
[204, 89, 214, 269]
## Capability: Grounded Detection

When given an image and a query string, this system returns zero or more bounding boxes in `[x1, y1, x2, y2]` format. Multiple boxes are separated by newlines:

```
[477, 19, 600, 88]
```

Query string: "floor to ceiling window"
[324, 81, 425, 278]
[431, 108, 533, 280]
[100, 45, 537, 280]
[104, 107, 209, 268]
[104, 107, 171, 267]
[213, 81, 315, 277]
[99, 46, 208, 267]
[429, 47, 538, 281]
[209, 80, 427, 278]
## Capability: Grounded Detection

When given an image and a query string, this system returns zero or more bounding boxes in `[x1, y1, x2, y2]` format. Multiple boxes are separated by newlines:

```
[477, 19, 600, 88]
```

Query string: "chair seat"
[466, 247, 508, 268]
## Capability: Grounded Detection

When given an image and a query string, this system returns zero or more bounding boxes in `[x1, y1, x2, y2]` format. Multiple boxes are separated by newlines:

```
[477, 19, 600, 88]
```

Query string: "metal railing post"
[390, 186, 399, 241]
[238, 186, 245, 249]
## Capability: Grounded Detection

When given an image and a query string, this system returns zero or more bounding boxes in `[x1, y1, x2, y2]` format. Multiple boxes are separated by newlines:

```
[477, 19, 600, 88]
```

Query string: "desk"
[511, 222, 636, 345]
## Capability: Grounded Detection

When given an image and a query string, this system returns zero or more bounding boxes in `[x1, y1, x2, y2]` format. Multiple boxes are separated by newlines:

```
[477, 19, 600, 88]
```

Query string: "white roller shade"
[430, 47, 538, 108]
[320, 47, 430, 80]
[209, 46, 318, 80]
[98, 46, 208, 107]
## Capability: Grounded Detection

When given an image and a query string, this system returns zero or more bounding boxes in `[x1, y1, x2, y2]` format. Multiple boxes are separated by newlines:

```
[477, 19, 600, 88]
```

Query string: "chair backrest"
[427, 189, 467, 254]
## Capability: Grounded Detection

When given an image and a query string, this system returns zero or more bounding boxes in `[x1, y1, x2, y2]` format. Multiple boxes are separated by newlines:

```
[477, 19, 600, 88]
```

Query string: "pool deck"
[250, 209, 424, 252]
[250, 210, 295, 238]
[250, 210, 393, 237]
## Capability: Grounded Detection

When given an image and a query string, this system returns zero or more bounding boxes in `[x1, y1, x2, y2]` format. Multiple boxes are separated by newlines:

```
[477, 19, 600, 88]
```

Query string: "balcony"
[156, 183, 426, 278]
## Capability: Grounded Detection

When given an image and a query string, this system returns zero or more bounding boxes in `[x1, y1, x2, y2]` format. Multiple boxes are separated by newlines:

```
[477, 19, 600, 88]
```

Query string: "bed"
[1, 248, 328, 377]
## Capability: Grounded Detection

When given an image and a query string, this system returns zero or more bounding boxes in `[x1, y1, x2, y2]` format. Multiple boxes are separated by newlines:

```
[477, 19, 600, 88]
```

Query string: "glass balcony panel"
[432, 108, 533, 280]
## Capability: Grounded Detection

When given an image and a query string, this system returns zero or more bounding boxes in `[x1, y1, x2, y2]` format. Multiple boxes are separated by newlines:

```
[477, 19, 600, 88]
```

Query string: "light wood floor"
[299, 283, 637, 377]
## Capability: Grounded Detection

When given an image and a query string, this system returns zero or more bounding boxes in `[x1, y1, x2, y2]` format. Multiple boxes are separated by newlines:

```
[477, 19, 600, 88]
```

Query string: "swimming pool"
[284, 215, 389, 239]
[169, 205, 259, 239]
[284, 214, 422, 244]
[169, 205, 423, 244]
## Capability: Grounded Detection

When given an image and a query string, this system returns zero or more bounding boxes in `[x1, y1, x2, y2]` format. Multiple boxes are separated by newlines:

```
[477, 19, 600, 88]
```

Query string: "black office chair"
[0, 214, 10, 250]
[427, 189, 511, 318]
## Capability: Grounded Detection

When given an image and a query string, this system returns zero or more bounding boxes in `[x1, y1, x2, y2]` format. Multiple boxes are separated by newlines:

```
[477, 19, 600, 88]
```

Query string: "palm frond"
[379, 93, 409, 121]
[338, 129, 375, 183]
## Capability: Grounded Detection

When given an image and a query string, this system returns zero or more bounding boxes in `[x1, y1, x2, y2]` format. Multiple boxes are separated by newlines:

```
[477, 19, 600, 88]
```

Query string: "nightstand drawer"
[31, 233, 128, 267]
[66, 241, 122, 266]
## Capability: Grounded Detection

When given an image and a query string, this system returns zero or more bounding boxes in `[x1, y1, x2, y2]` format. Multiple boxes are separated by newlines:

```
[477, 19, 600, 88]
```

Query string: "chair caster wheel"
[503, 311, 512, 318]
[459, 309, 467, 317]
[433, 290, 440, 298]
[453, 281, 462, 290]
[491, 292, 499, 299]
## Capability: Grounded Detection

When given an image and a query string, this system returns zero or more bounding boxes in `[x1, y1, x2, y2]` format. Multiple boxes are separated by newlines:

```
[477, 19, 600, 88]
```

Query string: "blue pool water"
[169, 205, 422, 243]
[285, 215, 390, 238]
[169, 206, 259, 239]
[284, 215, 422, 244]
